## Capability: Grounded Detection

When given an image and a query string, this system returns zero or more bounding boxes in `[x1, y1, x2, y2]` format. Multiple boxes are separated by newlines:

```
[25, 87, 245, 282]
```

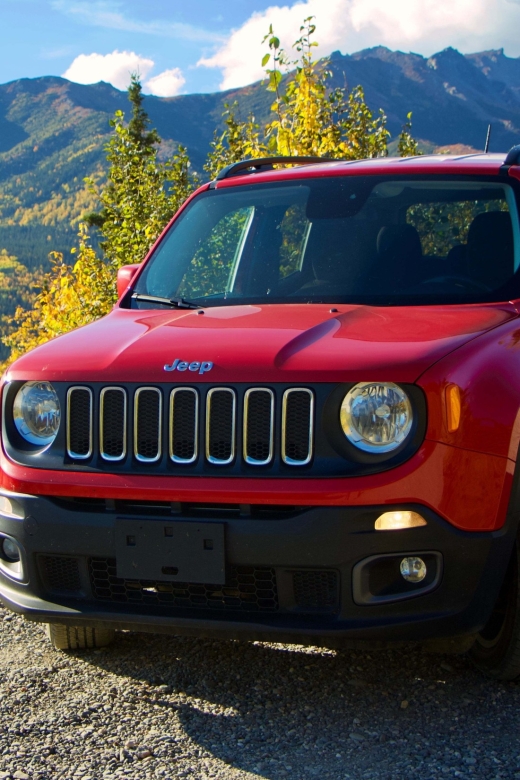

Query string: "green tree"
[85, 74, 197, 270]
[1, 225, 114, 369]
[398, 112, 421, 157]
[206, 17, 418, 175]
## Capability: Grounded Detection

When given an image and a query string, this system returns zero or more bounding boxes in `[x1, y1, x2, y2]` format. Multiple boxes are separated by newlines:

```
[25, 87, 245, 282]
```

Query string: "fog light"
[400, 556, 427, 583]
[375, 511, 427, 531]
[2, 538, 20, 563]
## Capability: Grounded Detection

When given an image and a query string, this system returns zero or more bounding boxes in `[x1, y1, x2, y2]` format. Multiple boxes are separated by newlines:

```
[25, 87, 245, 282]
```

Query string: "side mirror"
[117, 264, 140, 299]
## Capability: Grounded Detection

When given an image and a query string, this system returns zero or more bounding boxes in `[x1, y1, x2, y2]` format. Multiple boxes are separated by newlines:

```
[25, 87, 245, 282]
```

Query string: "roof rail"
[501, 145, 520, 172]
[215, 156, 336, 181]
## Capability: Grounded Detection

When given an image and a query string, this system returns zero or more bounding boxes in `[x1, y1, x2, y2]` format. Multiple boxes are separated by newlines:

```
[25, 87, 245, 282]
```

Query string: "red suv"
[3, 152, 520, 679]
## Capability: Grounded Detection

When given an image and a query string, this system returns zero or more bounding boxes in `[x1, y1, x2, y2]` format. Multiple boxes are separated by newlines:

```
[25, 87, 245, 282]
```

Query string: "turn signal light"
[446, 384, 461, 433]
[375, 511, 427, 531]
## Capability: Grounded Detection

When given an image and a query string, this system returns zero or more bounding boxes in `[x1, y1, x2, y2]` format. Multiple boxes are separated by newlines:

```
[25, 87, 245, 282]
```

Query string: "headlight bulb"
[13, 381, 61, 446]
[340, 382, 413, 453]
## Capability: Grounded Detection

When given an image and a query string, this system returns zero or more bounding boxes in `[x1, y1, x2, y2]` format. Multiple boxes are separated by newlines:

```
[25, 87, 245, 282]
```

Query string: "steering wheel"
[416, 274, 492, 293]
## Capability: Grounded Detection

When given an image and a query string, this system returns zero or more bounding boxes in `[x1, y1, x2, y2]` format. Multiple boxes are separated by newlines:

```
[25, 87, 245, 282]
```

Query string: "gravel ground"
[0, 608, 520, 780]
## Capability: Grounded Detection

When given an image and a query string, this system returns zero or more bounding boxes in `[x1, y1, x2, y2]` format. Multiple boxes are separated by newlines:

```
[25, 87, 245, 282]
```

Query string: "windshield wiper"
[132, 293, 201, 309]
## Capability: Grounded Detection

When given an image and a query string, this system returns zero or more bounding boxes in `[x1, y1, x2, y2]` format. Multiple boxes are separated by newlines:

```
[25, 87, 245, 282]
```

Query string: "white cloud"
[145, 68, 186, 97]
[198, 0, 520, 89]
[62, 50, 154, 90]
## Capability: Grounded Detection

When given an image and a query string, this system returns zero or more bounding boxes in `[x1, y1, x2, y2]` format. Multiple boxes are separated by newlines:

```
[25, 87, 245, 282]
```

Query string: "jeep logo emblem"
[164, 359, 213, 375]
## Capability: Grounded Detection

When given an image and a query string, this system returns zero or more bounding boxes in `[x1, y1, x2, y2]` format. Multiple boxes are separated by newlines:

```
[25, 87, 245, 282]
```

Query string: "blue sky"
[0, 0, 277, 93]
[1, 0, 520, 96]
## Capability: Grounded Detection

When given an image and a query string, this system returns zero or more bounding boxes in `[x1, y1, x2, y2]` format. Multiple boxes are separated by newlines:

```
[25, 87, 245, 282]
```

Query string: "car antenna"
[484, 124, 492, 154]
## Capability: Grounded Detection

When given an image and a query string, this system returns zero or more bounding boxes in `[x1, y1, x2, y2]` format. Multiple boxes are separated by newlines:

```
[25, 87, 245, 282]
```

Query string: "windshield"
[132, 175, 520, 307]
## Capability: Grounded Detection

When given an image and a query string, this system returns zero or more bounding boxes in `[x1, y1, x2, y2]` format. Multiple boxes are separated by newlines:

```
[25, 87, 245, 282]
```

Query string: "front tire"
[45, 623, 115, 651]
[470, 536, 520, 680]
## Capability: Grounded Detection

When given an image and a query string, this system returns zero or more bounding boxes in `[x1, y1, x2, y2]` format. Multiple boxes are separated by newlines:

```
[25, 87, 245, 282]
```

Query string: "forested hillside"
[2, 46, 520, 268]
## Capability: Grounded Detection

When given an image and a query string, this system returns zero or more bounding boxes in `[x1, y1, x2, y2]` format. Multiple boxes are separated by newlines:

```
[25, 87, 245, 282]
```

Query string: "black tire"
[469, 536, 520, 680]
[45, 623, 115, 651]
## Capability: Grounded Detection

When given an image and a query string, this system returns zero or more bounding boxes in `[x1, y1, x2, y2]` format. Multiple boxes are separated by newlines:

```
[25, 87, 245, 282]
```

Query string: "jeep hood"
[8, 302, 517, 384]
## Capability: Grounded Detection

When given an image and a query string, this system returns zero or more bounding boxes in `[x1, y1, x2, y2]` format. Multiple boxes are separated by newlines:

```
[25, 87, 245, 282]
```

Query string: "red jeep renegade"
[3, 152, 520, 679]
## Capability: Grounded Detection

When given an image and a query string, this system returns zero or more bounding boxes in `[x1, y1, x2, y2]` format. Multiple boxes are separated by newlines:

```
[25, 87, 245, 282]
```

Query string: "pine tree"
[85, 74, 197, 269]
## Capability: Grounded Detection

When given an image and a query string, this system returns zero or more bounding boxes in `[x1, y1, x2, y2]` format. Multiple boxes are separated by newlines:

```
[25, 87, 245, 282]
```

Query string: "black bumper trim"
[0, 489, 518, 643]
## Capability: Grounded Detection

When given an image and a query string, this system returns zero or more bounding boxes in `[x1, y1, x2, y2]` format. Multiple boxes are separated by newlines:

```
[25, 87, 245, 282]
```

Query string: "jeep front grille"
[66, 384, 314, 469]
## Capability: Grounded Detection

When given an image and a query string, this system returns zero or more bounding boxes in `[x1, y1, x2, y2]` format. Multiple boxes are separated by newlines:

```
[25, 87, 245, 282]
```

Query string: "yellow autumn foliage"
[1, 225, 114, 369]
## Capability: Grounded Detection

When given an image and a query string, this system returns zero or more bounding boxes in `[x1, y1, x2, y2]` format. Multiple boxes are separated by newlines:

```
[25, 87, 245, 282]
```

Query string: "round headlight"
[340, 382, 413, 453]
[13, 381, 61, 446]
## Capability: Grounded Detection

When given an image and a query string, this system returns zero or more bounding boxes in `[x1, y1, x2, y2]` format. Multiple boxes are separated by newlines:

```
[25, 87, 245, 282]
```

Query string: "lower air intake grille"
[89, 558, 278, 612]
[40, 555, 82, 594]
[293, 570, 339, 613]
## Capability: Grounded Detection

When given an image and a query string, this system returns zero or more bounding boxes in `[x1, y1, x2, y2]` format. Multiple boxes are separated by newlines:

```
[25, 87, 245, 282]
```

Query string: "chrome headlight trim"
[13, 381, 61, 447]
[340, 382, 413, 454]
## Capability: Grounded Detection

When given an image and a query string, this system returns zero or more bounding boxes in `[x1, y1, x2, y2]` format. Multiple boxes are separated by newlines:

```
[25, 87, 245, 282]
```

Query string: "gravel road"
[0, 607, 519, 780]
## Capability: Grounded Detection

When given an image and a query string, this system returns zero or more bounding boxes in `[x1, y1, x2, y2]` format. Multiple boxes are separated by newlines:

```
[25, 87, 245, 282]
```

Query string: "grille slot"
[134, 387, 162, 463]
[282, 388, 314, 465]
[89, 558, 278, 612]
[170, 388, 198, 464]
[100, 387, 127, 461]
[40, 555, 82, 594]
[66, 387, 92, 459]
[293, 569, 339, 613]
[244, 388, 274, 465]
[206, 388, 236, 465]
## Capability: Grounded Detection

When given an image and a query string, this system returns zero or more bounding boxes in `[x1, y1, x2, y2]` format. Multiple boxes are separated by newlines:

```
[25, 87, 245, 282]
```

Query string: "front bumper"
[0, 490, 517, 645]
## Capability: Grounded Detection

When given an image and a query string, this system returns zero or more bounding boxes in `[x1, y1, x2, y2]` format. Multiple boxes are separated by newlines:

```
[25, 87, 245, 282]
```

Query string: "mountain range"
[2, 44, 520, 268]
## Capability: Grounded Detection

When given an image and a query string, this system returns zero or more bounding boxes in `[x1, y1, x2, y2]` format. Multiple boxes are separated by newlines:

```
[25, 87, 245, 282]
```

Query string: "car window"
[407, 199, 508, 261]
[177, 206, 254, 298]
[133, 176, 520, 307]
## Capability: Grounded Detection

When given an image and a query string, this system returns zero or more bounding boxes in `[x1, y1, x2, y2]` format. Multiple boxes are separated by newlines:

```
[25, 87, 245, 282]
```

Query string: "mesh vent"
[170, 389, 198, 463]
[135, 388, 162, 462]
[67, 388, 92, 458]
[207, 389, 235, 464]
[244, 389, 273, 465]
[89, 558, 278, 612]
[40, 556, 82, 594]
[283, 389, 313, 465]
[293, 570, 339, 613]
[100, 388, 126, 460]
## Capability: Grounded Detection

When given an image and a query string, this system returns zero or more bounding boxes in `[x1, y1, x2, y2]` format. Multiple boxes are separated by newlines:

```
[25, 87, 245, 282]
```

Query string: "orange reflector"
[446, 384, 461, 433]
[375, 511, 427, 531]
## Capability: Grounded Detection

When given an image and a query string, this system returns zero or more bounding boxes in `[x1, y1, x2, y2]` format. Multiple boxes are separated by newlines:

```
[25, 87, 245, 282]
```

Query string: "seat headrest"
[308, 221, 374, 285]
[466, 211, 514, 288]
[377, 225, 422, 259]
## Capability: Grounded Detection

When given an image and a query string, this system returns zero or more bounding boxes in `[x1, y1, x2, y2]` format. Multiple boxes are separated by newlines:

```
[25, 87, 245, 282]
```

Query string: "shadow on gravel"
[81, 632, 520, 779]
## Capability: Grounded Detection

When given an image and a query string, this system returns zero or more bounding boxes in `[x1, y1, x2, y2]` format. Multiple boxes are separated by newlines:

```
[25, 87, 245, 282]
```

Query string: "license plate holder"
[115, 519, 225, 584]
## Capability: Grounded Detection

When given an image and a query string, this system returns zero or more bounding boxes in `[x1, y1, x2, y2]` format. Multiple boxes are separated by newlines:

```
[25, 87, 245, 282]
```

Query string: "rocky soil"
[0, 608, 519, 780]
